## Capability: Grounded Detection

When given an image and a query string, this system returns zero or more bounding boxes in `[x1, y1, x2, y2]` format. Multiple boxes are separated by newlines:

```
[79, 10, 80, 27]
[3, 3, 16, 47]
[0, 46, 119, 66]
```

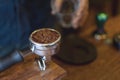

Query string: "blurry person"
[52, 0, 89, 29]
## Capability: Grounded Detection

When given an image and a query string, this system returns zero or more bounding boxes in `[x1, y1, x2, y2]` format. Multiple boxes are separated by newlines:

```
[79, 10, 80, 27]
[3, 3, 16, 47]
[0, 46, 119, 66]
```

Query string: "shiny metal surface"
[29, 28, 61, 70]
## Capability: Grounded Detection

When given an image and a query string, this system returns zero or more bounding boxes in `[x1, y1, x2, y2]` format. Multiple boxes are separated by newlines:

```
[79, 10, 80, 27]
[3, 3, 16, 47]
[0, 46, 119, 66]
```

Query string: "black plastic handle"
[0, 50, 24, 72]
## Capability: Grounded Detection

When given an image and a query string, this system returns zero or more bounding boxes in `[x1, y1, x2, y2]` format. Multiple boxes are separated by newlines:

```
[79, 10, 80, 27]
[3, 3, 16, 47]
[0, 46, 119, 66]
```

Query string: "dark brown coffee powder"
[31, 29, 60, 44]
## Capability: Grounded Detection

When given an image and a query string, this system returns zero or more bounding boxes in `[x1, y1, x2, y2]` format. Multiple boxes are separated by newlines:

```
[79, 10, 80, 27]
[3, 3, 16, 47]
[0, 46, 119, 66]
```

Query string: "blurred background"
[53, 0, 120, 80]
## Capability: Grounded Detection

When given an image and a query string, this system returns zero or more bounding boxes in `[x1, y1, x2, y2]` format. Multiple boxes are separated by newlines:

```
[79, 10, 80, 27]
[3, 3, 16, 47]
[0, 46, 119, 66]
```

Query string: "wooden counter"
[0, 54, 66, 80]
[53, 15, 120, 80]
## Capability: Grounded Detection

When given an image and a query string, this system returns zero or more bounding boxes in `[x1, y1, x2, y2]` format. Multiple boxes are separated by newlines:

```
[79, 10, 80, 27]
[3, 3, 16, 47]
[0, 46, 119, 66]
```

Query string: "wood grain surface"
[0, 54, 66, 80]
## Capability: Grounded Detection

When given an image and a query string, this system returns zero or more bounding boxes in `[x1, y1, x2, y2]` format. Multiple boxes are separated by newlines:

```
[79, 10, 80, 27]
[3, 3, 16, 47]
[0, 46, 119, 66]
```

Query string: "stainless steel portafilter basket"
[29, 28, 61, 70]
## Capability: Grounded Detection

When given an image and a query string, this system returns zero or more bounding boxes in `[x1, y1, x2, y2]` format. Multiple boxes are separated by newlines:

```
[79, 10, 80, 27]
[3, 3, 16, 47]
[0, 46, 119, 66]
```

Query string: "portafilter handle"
[0, 50, 24, 72]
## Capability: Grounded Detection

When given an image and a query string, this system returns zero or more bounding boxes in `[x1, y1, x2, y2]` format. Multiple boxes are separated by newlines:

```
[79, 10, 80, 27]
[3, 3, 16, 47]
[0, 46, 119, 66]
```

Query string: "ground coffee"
[31, 29, 60, 44]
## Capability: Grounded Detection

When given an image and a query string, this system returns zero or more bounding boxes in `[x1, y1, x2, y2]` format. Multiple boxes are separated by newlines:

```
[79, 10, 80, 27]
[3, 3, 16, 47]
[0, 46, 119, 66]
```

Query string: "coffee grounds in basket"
[32, 29, 60, 44]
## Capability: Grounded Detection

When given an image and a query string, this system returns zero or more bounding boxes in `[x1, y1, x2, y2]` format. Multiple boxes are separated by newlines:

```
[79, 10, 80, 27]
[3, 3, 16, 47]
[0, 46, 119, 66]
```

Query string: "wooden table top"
[0, 54, 66, 80]
[53, 15, 120, 80]
[0, 15, 120, 80]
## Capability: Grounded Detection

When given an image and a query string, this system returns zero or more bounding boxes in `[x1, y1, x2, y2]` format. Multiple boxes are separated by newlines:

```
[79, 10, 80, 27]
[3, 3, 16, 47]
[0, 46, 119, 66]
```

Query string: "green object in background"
[93, 13, 108, 40]
[96, 13, 108, 29]
[97, 13, 108, 21]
